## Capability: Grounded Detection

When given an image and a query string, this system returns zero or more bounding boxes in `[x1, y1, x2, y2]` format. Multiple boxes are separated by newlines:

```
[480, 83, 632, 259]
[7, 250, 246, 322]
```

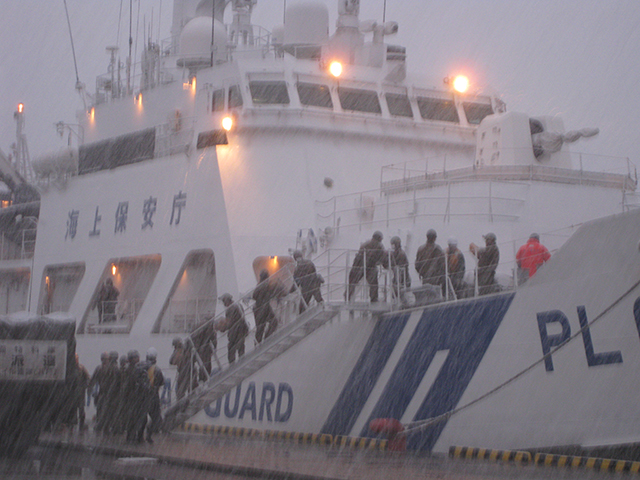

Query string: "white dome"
[284, 2, 328, 45]
[179, 16, 227, 58]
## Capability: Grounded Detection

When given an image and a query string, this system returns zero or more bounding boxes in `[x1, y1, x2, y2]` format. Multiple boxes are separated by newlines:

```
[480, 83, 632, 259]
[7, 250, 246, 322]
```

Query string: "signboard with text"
[0, 340, 68, 381]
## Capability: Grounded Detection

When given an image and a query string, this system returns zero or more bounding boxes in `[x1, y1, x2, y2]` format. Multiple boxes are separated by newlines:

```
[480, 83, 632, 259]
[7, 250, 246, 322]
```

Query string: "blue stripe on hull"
[363, 293, 515, 451]
[320, 312, 410, 436]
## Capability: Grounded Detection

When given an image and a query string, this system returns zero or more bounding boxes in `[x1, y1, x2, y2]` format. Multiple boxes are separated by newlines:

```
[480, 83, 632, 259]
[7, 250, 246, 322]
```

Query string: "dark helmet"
[530, 232, 540, 240]
[292, 250, 303, 260]
[100, 352, 109, 361]
[109, 351, 119, 362]
[172, 337, 183, 348]
[220, 293, 233, 304]
[426, 229, 437, 239]
[483, 232, 497, 243]
[105, 278, 113, 286]
[372, 231, 383, 242]
[119, 355, 128, 367]
[127, 349, 139, 361]
[259, 269, 269, 281]
[390, 236, 401, 247]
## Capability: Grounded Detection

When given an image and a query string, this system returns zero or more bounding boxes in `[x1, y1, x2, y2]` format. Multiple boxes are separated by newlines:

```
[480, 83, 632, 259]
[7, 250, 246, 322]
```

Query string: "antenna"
[63, 0, 86, 108]
[383, 0, 387, 23]
[210, 1, 215, 66]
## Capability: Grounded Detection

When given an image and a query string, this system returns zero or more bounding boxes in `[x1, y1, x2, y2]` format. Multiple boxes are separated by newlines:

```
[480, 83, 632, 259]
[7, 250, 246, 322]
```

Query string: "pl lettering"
[537, 305, 624, 372]
[204, 382, 293, 422]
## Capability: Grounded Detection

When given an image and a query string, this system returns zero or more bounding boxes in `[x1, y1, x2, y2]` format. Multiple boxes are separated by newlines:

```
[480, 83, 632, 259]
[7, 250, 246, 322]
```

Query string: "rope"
[403, 276, 640, 435]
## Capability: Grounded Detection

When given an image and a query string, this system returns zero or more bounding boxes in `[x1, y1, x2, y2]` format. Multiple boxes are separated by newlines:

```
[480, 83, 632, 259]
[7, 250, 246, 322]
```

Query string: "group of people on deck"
[345, 229, 551, 302]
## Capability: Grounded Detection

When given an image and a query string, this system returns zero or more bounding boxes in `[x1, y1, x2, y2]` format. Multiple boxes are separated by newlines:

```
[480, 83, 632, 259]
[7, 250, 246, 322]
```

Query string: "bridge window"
[249, 81, 290, 105]
[229, 85, 243, 109]
[417, 97, 459, 123]
[338, 87, 381, 114]
[78, 128, 156, 174]
[463, 102, 493, 125]
[297, 82, 333, 109]
[212, 89, 225, 111]
[385, 93, 413, 118]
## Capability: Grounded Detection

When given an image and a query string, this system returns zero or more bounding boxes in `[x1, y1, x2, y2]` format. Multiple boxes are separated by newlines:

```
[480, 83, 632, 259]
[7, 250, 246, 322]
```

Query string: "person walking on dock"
[143, 348, 164, 444]
[170, 338, 197, 400]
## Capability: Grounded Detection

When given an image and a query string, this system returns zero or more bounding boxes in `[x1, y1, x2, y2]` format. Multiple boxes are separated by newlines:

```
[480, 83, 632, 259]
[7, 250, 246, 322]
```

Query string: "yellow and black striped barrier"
[182, 423, 262, 438]
[333, 435, 388, 451]
[534, 453, 640, 473]
[449, 446, 532, 464]
[181, 423, 390, 450]
[263, 429, 333, 446]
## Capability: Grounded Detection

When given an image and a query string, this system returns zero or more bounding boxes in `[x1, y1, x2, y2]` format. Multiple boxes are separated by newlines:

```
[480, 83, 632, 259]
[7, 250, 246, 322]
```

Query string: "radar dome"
[179, 16, 227, 65]
[284, 2, 328, 45]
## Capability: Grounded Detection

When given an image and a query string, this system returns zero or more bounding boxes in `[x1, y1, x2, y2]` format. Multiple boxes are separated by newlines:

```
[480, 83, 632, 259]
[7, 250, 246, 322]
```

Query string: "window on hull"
[38, 263, 85, 315]
[154, 250, 216, 334]
[78, 128, 156, 174]
[229, 85, 243, 109]
[0, 268, 30, 314]
[212, 88, 225, 112]
[78, 254, 161, 334]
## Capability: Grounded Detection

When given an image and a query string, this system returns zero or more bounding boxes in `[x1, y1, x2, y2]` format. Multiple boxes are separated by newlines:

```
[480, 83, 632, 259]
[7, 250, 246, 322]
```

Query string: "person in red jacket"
[516, 233, 551, 283]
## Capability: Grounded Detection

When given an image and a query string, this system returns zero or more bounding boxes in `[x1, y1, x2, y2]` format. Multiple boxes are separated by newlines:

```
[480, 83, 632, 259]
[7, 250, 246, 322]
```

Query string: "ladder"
[164, 303, 340, 429]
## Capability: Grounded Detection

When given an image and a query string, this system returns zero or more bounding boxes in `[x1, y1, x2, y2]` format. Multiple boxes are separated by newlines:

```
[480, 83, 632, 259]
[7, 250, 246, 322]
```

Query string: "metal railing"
[380, 151, 637, 191]
[85, 299, 144, 334]
[0, 229, 36, 261]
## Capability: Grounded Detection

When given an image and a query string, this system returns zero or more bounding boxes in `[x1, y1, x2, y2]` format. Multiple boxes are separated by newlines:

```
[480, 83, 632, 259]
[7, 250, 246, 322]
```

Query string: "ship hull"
[188, 208, 640, 453]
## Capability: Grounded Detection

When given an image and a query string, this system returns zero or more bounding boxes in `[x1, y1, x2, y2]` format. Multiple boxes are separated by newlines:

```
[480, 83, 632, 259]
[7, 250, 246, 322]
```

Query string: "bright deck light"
[329, 61, 343, 78]
[222, 116, 233, 131]
[17, 103, 24, 114]
[452, 75, 470, 93]
[111, 264, 117, 276]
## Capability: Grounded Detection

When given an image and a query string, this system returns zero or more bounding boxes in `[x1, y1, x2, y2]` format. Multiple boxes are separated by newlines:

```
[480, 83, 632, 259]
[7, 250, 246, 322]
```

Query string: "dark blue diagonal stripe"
[360, 293, 515, 451]
[320, 312, 410, 435]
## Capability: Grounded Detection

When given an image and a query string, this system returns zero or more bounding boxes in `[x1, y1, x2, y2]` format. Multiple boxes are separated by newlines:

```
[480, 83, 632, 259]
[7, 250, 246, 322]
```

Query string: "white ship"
[1, 0, 639, 454]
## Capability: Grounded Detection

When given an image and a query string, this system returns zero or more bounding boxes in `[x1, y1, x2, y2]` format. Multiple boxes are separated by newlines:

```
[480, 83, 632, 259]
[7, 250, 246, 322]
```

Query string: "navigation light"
[329, 61, 343, 78]
[17, 103, 24, 114]
[222, 116, 233, 131]
[112, 264, 117, 276]
[452, 75, 469, 93]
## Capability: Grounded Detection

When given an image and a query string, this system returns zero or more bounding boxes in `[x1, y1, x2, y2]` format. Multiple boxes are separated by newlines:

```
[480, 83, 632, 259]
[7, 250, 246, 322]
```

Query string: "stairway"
[164, 303, 340, 429]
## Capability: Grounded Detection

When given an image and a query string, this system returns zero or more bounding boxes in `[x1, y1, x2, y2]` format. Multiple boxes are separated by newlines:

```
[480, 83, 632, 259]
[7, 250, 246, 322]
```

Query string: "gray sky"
[2, 0, 640, 169]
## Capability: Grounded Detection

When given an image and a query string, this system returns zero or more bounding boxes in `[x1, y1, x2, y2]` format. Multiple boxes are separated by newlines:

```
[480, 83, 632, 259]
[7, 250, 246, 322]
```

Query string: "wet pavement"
[12, 429, 634, 480]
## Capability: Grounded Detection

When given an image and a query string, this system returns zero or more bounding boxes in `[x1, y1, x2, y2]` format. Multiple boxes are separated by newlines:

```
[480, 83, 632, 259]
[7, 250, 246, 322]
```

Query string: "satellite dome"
[178, 16, 227, 66]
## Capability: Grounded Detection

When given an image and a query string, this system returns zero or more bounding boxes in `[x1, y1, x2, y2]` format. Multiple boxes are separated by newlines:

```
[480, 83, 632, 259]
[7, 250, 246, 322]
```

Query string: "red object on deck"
[369, 418, 406, 451]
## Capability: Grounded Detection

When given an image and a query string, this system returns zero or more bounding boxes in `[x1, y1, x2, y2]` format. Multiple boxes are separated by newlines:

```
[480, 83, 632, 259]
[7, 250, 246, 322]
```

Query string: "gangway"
[164, 303, 340, 429]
